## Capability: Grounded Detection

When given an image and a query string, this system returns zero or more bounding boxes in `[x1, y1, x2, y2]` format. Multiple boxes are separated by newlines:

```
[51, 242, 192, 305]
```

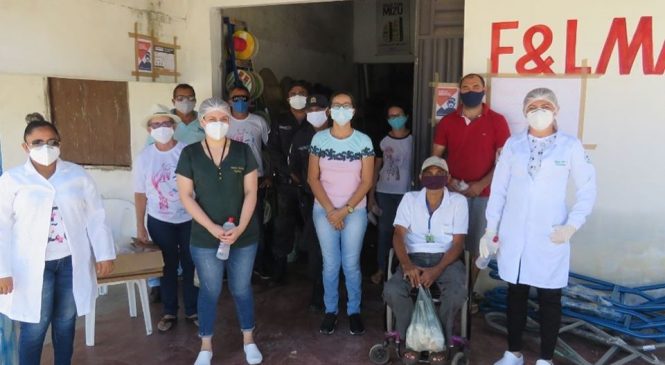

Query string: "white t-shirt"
[228, 113, 270, 177]
[133, 142, 191, 224]
[45, 206, 72, 261]
[393, 188, 468, 254]
[376, 133, 413, 194]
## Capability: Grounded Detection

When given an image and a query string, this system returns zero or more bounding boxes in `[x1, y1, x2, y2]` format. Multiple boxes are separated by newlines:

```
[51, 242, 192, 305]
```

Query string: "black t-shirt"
[176, 140, 259, 249]
[268, 111, 305, 180]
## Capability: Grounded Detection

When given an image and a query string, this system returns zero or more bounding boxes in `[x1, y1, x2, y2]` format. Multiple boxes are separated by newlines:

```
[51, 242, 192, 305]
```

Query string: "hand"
[207, 224, 226, 241]
[419, 267, 441, 289]
[462, 181, 484, 197]
[0, 277, 13, 295]
[327, 208, 347, 227]
[368, 196, 378, 213]
[401, 263, 422, 288]
[220, 227, 243, 244]
[136, 225, 149, 243]
[96, 260, 115, 277]
[550, 225, 576, 244]
[479, 230, 499, 259]
[448, 178, 461, 193]
[259, 177, 273, 189]
[332, 220, 345, 231]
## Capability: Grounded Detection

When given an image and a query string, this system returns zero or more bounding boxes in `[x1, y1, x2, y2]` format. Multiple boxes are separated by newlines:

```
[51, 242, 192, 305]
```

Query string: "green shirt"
[176, 140, 259, 249]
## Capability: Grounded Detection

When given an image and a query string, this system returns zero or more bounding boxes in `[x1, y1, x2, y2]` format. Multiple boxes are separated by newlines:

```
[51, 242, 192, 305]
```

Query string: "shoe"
[493, 351, 524, 365]
[157, 315, 177, 332]
[253, 269, 271, 280]
[319, 312, 337, 334]
[535, 360, 553, 365]
[193, 350, 212, 365]
[244, 343, 263, 364]
[186, 314, 199, 327]
[349, 313, 365, 335]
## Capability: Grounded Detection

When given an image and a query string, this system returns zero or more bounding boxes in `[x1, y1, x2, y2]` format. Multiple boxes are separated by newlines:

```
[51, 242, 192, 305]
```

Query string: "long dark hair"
[23, 113, 60, 141]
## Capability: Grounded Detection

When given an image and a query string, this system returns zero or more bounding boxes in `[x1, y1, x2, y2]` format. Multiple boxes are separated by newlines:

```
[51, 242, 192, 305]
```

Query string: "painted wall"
[222, 2, 354, 92]
[464, 0, 665, 285]
[353, 0, 416, 63]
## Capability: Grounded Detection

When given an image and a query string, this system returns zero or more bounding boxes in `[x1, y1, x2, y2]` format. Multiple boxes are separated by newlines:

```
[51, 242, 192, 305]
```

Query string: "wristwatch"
[345, 204, 354, 214]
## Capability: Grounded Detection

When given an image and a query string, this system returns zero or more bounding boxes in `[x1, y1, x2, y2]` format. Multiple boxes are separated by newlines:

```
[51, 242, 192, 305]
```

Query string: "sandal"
[157, 315, 177, 332]
[186, 314, 199, 327]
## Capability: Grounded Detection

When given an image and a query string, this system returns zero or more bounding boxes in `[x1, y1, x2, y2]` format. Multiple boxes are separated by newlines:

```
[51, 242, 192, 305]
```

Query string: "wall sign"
[376, 0, 411, 55]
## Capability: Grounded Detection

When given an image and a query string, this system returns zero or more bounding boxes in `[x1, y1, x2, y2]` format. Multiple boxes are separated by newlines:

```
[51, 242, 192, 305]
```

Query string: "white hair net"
[522, 88, 559, 114]
[199, 97, 231, 119]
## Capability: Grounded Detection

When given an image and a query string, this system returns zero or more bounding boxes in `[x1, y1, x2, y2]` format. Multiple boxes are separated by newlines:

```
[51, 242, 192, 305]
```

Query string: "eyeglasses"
[331, 104, 353, 110]
[204, 117, 229, 123]
[150, 121, 175, 128]
[231, 95, 249, 102]
[29, 139, 61, 147]
[174, 95, 196, 102]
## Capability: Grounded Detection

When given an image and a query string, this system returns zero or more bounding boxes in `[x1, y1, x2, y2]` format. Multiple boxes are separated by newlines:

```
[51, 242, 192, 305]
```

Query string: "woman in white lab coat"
[481, 89, 596, 365]
[0, 114, 116, 365]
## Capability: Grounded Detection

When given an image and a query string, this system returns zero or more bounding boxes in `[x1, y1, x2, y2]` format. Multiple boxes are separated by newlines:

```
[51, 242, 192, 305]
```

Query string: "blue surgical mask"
[330, 107, 354, 126]
[460, 90, 485, 107]
[232, 100, 248, 114]
[387, 115, 408, 130]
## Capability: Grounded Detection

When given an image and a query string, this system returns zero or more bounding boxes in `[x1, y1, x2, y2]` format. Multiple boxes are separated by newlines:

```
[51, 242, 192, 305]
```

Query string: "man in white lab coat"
[480, 88, 596, 365]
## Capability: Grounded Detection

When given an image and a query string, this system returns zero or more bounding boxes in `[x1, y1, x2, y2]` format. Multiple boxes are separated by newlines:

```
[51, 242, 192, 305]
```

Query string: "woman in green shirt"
[176, 97, 262, 365]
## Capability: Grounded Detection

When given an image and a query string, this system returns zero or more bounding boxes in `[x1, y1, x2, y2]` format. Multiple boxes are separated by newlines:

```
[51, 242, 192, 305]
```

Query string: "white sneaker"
[193, 350, 212, 365]
[535, 360, 553, 365]
[493, 351, 524, 365]
[244, 343, 263, 364]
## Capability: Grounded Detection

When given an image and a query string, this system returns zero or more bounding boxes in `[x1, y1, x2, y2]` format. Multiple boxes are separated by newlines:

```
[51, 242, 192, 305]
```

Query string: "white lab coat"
[0, 159, 116, 323]
[486, 132, 596, 289]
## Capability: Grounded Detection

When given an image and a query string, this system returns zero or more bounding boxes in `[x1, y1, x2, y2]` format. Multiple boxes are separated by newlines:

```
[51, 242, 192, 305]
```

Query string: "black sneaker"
[319, 313, 337, 335]
[349, 313, 365, 335]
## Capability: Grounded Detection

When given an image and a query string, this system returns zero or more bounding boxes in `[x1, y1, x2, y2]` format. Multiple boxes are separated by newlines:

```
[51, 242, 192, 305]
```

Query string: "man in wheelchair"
[383, 156, 468, 347]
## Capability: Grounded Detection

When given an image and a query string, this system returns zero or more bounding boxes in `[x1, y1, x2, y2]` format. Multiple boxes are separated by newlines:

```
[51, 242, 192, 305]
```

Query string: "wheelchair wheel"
[369, 344, 390, 365]
[451, 351, 468, 365]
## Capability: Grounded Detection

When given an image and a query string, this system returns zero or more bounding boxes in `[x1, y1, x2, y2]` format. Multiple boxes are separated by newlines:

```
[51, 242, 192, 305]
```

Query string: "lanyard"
[204, 138, 228, 181]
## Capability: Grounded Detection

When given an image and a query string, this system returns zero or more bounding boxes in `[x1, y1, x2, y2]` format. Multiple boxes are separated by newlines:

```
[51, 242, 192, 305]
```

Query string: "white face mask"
[204, 121, 229, 140]
[330, 107, 354, 126]
[288, 95, 307, 110]
[527, 109, 555, 131]
[150, 126, 175, 144]
[29, 145, 60, 166]
[175, 100, 195, 115]
[306, 110, 328, 128]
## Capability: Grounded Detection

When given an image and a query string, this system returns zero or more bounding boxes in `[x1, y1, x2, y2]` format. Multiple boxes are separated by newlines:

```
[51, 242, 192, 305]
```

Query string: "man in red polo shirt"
[432, 73, 510, 294]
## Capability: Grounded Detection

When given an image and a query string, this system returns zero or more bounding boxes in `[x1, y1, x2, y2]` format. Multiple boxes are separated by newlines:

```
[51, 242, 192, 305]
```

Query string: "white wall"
[465, 0, 665, 285]
[353, 0, 416, 63]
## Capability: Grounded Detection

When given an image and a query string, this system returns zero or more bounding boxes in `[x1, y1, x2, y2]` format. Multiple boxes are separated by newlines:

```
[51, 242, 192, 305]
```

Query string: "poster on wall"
[376, 0, 411, 55]
[154, 45, 175, 72]
[489, 77, 583, 138]
[432, 83, 459, 125]
[137, 38, 153, 72]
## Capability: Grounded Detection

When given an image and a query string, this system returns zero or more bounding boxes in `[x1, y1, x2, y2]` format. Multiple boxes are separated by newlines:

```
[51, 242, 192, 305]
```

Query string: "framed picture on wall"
[137, 38, 153, 72]
[376, 0, 411, 55]
[432, 83, 459, 126]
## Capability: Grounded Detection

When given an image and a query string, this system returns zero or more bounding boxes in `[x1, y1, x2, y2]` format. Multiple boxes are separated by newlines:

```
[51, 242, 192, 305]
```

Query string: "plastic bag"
[405, 286, 445, 352]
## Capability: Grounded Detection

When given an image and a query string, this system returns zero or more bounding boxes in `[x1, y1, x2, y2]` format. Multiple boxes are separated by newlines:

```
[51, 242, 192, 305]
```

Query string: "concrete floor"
[39, 264, 665, 365]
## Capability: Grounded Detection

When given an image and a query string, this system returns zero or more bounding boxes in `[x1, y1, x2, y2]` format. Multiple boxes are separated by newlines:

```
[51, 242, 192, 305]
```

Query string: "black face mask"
[460, 90, 485, 107]
[421, 175, 447, 190]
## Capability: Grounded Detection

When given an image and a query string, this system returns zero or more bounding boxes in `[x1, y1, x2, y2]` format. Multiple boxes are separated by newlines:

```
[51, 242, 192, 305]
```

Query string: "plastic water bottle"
[475, 255, 491, 270]
[216, 217, 236, 260]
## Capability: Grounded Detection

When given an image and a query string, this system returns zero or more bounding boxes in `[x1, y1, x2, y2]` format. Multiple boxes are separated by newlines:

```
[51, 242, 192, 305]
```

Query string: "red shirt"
[433, 104, 510, 197]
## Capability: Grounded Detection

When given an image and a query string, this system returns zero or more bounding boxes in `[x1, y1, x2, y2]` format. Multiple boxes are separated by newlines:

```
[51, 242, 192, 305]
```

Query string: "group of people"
[0, 71, 595, 365]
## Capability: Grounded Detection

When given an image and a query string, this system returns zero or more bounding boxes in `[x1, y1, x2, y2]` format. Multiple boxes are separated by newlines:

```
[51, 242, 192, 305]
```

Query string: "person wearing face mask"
[176, 98, 262, 365]
[266, 80, 310, 286]
[383, 156, 467, 352]
[308, 92, 374, 336]
[288, 94, 330, 312]
[0, 113, 116, 365]
[483, 88, 596, 365]
[133, 104, 197, 332]
[147, 84, 204, 146]
[226, 85, 272, 281]
[368, 104, 414, 285]
[431, 73, 510, 302]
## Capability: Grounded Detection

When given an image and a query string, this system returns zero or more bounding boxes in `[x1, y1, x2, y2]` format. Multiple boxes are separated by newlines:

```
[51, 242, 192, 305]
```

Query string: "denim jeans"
[376, 192, 404, 273]
[19, 256, 77, 365]
[147, 216, 197, 316]
[190, 243, 258, 337]
[312, 203, 368, 315]
[1, 313, 18, 365]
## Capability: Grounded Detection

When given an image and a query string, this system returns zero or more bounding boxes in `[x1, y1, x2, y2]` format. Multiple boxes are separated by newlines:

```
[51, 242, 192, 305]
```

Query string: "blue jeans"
[376, 192, 403, 273]
[147, 216, 197, 316]
[19, 256, 76, 365]
[312, 203, 368, 315]
[190, 243, 258, 337]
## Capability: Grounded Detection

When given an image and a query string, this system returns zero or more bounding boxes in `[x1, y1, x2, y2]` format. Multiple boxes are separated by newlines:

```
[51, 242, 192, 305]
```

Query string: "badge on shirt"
[425, 233, 435, 243]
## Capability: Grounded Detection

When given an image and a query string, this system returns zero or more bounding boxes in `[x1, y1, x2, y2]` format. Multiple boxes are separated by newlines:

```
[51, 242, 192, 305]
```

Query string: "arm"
[485, 139, 513, 232]
[432, 144, 446, 157]
[393, 225, 421, 288]
[83, 174, 116, 276]
[222, 169, 258, 244]
[368, 157, 383, 209]
[0, 174, 16, 282]
[177, 174, 225, 240]
[327, 156, 375, 227]
[307, 153, 335, 213]
[421, 234, 465, 288]
[565, 141, 597, 230]
[267, 120, 289, 178]
[134, 193, 149, 242]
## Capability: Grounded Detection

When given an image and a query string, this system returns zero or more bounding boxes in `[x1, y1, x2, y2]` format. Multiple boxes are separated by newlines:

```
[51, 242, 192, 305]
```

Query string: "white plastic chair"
[85, 198, 154, 346]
